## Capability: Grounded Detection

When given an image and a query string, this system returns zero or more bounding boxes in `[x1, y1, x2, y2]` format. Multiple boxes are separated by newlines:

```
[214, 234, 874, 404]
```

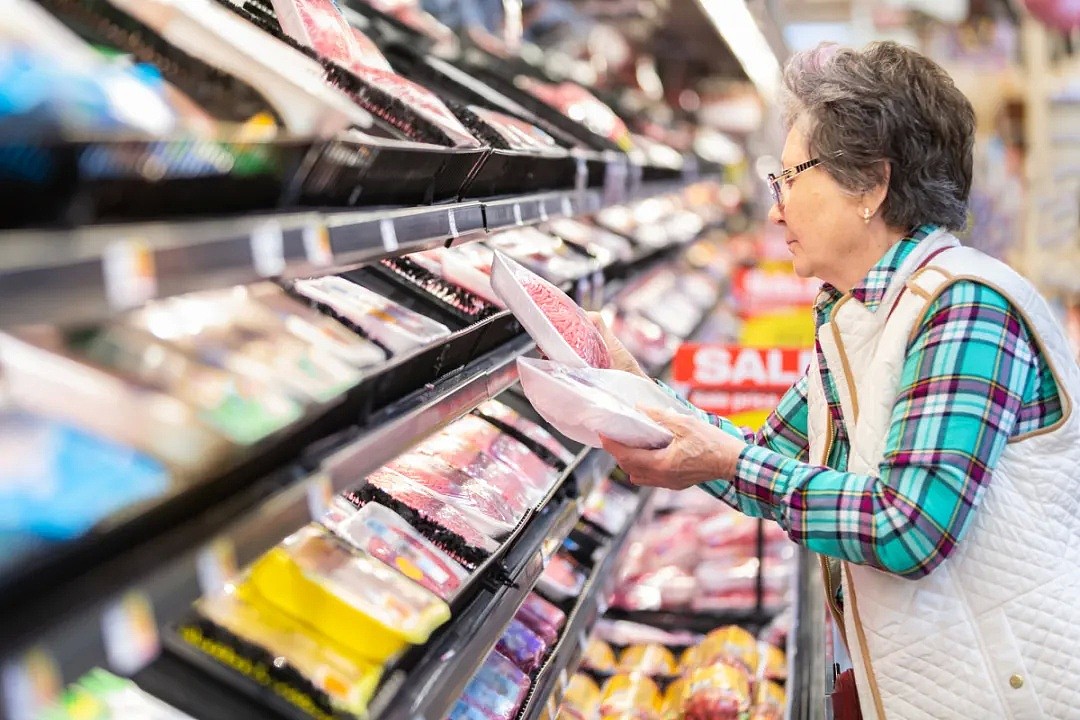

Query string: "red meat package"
[449, 650, 530, 720]
[322, 501, 469, 600]
[468, 106, 560, 152]
[514, 77, 632, 151]
[409, 246, 502, 308]
[519, 592, 567, 634]
[388, 455, 520, 535]
[452, 415, 561, 495]
[474, 399, 575, 466]
[496, 618, 548, 673]
[537, 551, 587, 602]
[583, 477, 639, 535]
[362, 467, 500, 552]
[490, 251, 611, 369]
[414, 430, 540, 511]
[611, 567, 696, 611]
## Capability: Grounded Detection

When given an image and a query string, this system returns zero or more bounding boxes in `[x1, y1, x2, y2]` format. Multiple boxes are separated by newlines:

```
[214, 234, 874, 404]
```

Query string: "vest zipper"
[822, 410, 835, 467]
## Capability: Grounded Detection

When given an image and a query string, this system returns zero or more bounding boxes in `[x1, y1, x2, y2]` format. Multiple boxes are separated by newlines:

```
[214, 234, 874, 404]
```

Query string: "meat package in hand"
[475, 399, 575, 466]
[490, 251, 610, 369]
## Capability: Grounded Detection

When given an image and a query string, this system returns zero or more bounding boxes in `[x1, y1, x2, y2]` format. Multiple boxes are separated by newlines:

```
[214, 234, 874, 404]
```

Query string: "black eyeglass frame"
[767, 153, 842, 207]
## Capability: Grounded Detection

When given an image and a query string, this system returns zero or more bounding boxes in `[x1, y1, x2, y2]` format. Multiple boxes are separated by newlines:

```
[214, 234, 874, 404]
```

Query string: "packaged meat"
[749, 681, 786, 720]
[380, 257, 498, 320]
[450, 650, 530, 720]
[696, 626, 759, 673]
[0, 410, 169, 541]
[611, 313, 679, 372]
[467, 106, 561, 152]
[361, 468, 500, 555]
[490, 251, 609, 369]
[451, 414, 561, 494]
[681, 662, 751, 720]
[546, 219, 635, 264]
[617, 644, 677, 676]
[190, 586, 381, 717]
[489, 230, 596, 286]
[537, 551, 587, 601]
[474, 399, 575, 466]
[611, 567, 696, 611]
[293, 276, 451, 354]
[679, 646, 702, 674]
[517, 358, 689, 450]
[244, 524, 450, 664]
[514, 77, 633, 151]
[581, 638, 618, 673]
[413, 430, 539, 511]
[388, 454, 520, 535]
[271, 0, 356, 69]
[519, 592, 567, 634]
[598, 674, 662, 720]
[583, 477, 639, 535]
[248, 282, 388, 368]
[513, 605, 558, 648]
[496, 618, 547, 673]
[756, 642, 787, 682]
[662, 677, 687, 718]
[45, 669, 194, 720]
[322, 502, 469, 601]
[561, 674, 601, 720]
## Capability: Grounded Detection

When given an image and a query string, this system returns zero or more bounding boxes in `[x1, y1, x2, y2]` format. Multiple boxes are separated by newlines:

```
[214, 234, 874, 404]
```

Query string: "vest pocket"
[978, 607, 1044, 720]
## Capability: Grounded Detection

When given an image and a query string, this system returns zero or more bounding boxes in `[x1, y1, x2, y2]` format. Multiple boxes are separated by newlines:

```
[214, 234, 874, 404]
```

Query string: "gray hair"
[781, 42, 975, 231]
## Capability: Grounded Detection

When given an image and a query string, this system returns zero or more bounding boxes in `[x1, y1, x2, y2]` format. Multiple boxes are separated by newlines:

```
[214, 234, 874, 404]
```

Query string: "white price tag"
[561, 195, 574, 217]
[306, 473, 334, 521]
[557, 668, 570, 695]
[303, 224, 333, 267]
[575, 156, 588, 192]
[513, 203, 524, 226]
[2, 648, 61, 720]
[196, 538, 238, 597]
[538, 201, 550, 222]
[250, 221, 285, 277]
[448, 209, 459, 238]
[101, 591, 160, 675]
[102, 240, 156, 310]
[379, 218, 399, 252]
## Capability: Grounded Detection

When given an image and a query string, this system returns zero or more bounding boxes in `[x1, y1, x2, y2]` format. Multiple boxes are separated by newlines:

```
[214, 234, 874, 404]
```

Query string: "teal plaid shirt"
[669, 226, 1063, 578]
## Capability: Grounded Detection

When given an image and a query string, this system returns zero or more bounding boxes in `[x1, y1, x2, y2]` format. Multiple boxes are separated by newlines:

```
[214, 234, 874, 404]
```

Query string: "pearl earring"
[863, 207, 872, 225]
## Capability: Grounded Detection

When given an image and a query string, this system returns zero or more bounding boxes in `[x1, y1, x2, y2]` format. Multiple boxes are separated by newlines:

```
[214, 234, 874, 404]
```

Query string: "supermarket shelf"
[516, 489, 651, 720]
[788, 547, 827, 720]
[0, 184, 669, 328]
[0, 335, 536, 713]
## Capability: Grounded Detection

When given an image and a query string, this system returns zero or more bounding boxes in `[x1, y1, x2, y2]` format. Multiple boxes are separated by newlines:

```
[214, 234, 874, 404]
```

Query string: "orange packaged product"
[617, 644, 677, 676]
[696, 626, 759, 673]
[677, 646, 701, 674]
[560, 674, 602, 720]
[681, 661, 751, 720]
[662, 677, 687, 719]
[599, 673, 662, 720]
[582, 637, 618, 673]
[757, 641, 787, 682]
[749, 681, 786, 720]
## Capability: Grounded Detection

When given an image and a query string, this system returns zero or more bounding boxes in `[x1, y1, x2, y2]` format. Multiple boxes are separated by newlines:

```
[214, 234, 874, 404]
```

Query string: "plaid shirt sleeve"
[704, 281, 1045, 579]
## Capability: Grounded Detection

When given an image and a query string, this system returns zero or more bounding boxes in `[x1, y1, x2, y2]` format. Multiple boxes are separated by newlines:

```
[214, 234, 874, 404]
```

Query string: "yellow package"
[246, 524, 450, 664]
[563, 674, 601, 718]
[757, 641, 787, 682]
[682, 662, 751, 720]
[188, 587, 380, 718]
[749, 681, 786, 720]
[678, 646, 701, 674]
[697, 626, 759, 672]
[599, 673, 662, 720]
[582, 637, 618, 672]
[662, 677, 687, 719]
[618, 644, 677, 676]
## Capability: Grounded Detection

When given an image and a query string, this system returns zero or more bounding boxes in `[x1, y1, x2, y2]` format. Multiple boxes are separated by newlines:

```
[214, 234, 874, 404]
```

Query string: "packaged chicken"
[449, 650, 531, 720]
[496, 618, 548, 673]
[245, 524, 450, 664]
[757, 641, 787, 682]
[617, 644, 677, 676]
[696, 626, 759, 673]
[537, 551, 587, 602]
[451, 414, 562, 494]
[322, 501, 469, 601]
[598, 674, 662, 720]
[474, 399, 575, 467]
[749, 681, 786, 720]
[561, 674, 601, 720]
[188, 585, 381, 717]
[293, 276, 451, 354]
[681, 662, 751, 720]
[581, 638, 618, 673]
[662, 677, 687, 719]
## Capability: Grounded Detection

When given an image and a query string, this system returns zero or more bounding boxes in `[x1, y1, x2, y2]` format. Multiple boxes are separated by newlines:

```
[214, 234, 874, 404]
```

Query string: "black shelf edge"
[788, 547, 827, 720]
[0, 185, 668, 328]
[516, 488, 652, 720]
[0, 335, 536, 707]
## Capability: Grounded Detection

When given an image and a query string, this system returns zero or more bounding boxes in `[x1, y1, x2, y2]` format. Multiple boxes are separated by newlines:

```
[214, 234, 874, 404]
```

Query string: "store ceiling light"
[696, 0, 782, 103]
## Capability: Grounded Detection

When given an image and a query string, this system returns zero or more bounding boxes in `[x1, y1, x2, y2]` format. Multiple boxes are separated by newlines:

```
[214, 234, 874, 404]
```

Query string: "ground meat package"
[518, 358, 694, 449]
[496, 617, 547, 673]
[322, 501, 469, 601]
[388, 454, 519, 536]
[448, 650, 530, 720]
[293, 276, 451, 354]
[474, 399, 575, 467]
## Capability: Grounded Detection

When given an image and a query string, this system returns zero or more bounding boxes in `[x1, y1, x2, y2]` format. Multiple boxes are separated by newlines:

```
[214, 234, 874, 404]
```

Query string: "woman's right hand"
[588, 311, 648, 379]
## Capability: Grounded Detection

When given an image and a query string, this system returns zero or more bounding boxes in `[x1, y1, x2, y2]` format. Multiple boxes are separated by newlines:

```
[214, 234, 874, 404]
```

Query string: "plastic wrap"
[696, 626, 759, 673]
[518, 358, 691, 449]
[379, 257, 498, 320]
[409, 247, 502, 308]
[519, 592, 567, 634]
[245, 524, 450, 663]
[388, 454, 520, 535]
[467, 106, 561, 152]
[514, 77, 633, 151]
[581, 638, 618, 673]
[583, 477, 639, 535]
[474, 399, 575, 466]
[490, 251, 607, 368]
[449, 650, 530, 720]
[617, 644, 677, 676]
[322, 502, 469, 601]
[294, 276, 452, 354]
[537, 551, 587, 602]
[44, 669, 195, 720]
[598, 674, 662, 720]
[496, 618, 547, 673]
[414, 430, 540, 512]
[451, 414, 562, 494]
[681, 662, 751, 720]
[489, 230, 596, 286]
[0, 410, 169, 541]
[611, 567, 696, 611]
[546, 219, 635, 264]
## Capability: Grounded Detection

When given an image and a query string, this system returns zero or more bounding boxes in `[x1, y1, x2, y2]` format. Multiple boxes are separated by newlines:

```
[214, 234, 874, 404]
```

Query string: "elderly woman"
[596, 42, 1080, 719]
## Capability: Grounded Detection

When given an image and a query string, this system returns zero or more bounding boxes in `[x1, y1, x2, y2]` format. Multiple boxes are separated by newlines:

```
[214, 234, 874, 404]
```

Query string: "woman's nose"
[768, 201, 785, 226]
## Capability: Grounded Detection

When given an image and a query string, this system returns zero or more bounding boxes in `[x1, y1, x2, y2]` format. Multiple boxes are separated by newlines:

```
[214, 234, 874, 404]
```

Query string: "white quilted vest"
[806, 229, 1080, 719]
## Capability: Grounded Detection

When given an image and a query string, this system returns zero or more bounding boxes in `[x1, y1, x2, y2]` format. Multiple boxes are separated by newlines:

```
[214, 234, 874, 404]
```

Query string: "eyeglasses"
[767, 156, 833, 207]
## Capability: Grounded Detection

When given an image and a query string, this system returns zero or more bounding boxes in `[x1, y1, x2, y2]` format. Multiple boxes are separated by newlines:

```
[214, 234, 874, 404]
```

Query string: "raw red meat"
[475, 400, 575, 466]
[468, 106, 559, 152]
[522, 275, 611, 369]
[538, 552, 586, 601]
[515, 77, 632, 150]
[415, 430, 537, 511]
[453, 416, 560, 493]
[389, 454, 520, 526]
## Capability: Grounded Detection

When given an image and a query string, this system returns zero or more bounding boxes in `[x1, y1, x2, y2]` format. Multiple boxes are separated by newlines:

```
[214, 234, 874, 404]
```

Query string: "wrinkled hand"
[600, 408, 746, 490]
[587, 311, 647, 379]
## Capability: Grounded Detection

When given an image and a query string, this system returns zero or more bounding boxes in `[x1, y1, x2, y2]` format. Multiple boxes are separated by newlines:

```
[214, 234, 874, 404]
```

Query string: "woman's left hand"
[599, 408, 748, 490]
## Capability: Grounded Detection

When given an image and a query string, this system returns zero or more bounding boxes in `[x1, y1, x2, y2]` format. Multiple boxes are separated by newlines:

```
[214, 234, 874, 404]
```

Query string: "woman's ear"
[864, 160, 891, 217]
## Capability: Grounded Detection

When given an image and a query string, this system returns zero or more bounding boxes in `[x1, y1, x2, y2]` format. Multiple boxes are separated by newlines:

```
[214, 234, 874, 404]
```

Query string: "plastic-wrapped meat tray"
[371, 257, 499, 324]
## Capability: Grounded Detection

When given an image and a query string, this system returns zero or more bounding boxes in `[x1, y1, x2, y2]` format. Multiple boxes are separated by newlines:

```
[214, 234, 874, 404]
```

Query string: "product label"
[101, 592, 160, 675]
[103, 240, 156, 310]
[251, 221, 286, 277]
[379, 219, 399, 252]
[303, 224, 333, 267]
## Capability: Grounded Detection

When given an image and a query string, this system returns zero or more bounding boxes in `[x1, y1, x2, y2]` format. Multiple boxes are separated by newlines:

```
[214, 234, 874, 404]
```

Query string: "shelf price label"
[307, 473, 334, 522]
[303, 223, 333, 267]
[448, 209, 459, 239]
[250, 221, 286, 277]
[379, 218, 399, 252]
[513, 203, 525, 227]
[575, 157, 588, 192]
[196, 538, 238, 598]
[561, 195, 574, 218]
[2, 648, 62, 720]
[101, 591, 160, 675]
[102, 240, 156, 310]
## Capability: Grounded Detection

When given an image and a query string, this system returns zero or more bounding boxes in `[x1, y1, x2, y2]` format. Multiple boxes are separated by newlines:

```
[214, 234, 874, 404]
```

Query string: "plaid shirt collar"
[813, 224, 940, 326]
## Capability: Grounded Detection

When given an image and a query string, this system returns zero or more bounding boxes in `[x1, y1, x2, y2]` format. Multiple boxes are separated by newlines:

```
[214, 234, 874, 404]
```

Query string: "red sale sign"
[672, 345, 812, 419]
[731, 267, 820, 318]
